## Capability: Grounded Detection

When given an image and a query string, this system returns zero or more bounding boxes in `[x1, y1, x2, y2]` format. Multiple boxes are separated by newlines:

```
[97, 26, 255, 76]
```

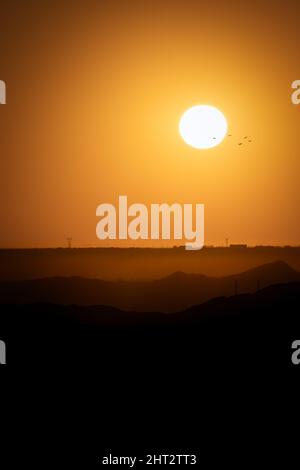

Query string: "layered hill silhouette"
[1, 281, 299, 370]
[0, 260, 299, 312]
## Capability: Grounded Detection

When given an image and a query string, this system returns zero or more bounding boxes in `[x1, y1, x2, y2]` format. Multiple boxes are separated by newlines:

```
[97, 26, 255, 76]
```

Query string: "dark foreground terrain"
[1, 282, 299, 464]
[1, 281, 300, 370]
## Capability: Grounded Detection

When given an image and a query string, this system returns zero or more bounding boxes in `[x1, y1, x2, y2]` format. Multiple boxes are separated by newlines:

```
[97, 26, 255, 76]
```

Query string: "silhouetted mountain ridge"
[0, 280, 299, 391]
[0, 260, 299, 312]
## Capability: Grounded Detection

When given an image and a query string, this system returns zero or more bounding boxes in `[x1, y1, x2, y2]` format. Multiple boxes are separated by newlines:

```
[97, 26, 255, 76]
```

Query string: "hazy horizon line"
[1, 244, 300, 250]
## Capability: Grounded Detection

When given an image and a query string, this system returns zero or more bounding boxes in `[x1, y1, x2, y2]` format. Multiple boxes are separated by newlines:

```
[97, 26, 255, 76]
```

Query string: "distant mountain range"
[0, 260, 299, 312]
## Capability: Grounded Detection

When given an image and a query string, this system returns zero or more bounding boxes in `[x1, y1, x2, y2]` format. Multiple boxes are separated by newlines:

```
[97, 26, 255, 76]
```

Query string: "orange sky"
[0, 0, 300, 247]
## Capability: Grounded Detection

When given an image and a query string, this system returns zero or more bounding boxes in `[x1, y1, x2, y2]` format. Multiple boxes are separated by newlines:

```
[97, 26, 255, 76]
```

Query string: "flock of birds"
[213, 135, 253, 146]
[235, 135, 252, 146]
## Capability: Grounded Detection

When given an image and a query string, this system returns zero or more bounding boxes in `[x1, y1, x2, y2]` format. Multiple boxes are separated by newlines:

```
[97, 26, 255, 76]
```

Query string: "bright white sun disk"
[179, 105, 227, 149]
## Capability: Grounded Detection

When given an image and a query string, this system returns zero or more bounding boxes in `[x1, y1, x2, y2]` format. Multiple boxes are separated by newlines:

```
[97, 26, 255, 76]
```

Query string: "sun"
[179, 105, 227, 149]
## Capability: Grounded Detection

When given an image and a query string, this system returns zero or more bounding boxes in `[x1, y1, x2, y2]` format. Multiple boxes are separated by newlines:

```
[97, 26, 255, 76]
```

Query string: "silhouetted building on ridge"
[229, 244, 247, 250]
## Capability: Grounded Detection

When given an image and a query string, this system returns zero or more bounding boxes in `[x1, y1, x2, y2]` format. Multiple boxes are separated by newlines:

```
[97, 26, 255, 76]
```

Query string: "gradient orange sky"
[0, 0, 299, 247]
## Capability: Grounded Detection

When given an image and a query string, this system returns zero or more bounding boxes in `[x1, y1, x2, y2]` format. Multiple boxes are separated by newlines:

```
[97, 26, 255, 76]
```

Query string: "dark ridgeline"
[0, 260, 299, 312]
[0, 258, 299, 371]
[1, 280, 299, 372]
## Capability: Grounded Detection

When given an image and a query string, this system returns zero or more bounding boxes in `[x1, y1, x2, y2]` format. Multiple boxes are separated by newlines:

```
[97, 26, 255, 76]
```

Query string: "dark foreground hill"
[0, 260, 299, 312]
[1, 282, 299, 465]
[1, 281, 299, 371]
